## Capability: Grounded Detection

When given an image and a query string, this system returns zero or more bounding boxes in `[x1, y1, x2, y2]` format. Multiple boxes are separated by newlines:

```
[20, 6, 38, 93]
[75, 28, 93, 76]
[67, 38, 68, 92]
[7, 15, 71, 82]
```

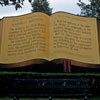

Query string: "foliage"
[77, 0, 100, 18]
[0, 72, 100, 97]
[31, 0, 52, 15]
[0, 0, 33, 10]
[0, 0, 52, 14]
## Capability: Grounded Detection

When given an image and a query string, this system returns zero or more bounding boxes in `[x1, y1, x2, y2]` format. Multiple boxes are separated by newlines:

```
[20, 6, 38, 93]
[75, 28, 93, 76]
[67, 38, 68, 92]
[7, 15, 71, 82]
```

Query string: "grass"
[0, 97, 100, 100]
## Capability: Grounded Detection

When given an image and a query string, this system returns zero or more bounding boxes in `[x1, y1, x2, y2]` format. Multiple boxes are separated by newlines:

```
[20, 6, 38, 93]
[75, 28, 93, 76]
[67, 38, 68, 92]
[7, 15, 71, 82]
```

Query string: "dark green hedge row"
[0, 71, 100, 96]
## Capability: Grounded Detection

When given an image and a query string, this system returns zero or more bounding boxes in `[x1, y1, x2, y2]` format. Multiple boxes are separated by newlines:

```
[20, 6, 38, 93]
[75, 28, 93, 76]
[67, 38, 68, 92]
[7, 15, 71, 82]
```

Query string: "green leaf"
[28, 0, 32, 3]
[15, 3, 22, 10]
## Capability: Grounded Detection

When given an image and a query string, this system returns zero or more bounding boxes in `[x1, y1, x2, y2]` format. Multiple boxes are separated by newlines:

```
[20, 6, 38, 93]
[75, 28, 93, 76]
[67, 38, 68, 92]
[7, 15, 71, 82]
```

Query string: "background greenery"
[0, 71, 100, 98]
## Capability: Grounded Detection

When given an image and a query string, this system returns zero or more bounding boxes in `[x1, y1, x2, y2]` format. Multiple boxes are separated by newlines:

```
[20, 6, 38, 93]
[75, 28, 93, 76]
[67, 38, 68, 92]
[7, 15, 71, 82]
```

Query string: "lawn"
[0, 97, 100, 100]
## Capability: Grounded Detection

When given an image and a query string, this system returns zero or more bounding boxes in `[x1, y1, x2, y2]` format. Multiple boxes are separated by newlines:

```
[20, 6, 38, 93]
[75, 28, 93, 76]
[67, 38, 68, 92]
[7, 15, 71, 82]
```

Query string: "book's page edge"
[1, 12, 49, 20]
[97, 19, 100, 63]
[0, 19, 3, 60]
[51, 11, 96, 19]
[1, 11, 96, 20]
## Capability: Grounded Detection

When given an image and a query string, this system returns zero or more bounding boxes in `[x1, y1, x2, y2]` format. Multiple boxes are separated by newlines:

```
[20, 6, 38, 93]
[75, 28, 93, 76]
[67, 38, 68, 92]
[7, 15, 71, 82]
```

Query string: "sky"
[0, 0, 89, 19]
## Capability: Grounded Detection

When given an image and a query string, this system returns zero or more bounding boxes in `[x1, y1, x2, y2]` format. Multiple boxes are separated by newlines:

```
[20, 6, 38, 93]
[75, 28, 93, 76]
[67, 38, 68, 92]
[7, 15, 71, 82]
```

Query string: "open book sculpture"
[0, 12, 100, 65]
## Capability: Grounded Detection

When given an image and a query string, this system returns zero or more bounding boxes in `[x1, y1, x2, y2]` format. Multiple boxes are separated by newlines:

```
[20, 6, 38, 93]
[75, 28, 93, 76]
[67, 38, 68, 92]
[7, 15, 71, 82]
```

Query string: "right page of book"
[49, 12, 100, 64]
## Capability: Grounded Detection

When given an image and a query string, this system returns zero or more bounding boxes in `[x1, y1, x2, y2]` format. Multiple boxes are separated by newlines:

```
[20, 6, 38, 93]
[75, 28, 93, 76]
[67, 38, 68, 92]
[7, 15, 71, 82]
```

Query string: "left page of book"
[0, 12, 49, 64]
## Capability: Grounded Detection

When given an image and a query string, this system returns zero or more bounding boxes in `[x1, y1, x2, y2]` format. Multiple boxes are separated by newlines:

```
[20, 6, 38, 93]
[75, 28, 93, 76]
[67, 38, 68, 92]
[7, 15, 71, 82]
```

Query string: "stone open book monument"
[0, 12, 100, 66]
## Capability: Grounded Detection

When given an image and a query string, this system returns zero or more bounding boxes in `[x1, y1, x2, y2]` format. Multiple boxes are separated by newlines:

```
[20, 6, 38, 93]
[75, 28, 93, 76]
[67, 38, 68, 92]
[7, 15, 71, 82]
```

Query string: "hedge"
[0, 71, 100, 97]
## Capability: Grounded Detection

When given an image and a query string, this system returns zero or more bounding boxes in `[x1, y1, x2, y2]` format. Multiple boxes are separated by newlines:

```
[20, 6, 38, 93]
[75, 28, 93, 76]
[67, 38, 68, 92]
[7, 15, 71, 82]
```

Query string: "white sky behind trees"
[0, 0, 89, 19]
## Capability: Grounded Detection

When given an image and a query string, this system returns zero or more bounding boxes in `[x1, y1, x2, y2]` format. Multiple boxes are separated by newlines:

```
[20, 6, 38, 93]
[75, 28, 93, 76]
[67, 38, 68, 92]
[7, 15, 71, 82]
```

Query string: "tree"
[77, 0, 100, 18]
[31, 0, 52, 15]
[0, 0, 33, 10]
[0, 0, 52, 15]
